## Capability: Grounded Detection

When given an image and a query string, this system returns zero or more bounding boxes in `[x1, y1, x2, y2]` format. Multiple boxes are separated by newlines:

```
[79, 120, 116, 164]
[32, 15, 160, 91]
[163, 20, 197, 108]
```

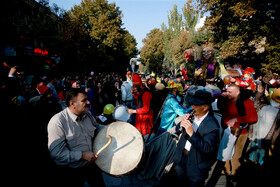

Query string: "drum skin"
[93, 122, 144, 176]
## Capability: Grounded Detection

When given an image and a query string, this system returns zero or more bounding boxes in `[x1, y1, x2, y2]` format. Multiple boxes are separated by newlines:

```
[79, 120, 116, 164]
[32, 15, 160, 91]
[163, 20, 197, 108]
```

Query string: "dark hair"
[66, 88, 87, 107]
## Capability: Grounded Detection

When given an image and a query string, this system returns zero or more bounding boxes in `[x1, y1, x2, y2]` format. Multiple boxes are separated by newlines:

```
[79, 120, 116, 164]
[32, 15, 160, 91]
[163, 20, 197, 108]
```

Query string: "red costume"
[133, 88, 154, 136]
[220, 98, 258, 134]
[132, 75, 154, 136]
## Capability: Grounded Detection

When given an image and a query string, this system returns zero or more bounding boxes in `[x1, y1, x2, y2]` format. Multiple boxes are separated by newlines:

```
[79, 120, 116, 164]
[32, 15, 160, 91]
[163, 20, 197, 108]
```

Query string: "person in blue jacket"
[157, 80, 192, 135]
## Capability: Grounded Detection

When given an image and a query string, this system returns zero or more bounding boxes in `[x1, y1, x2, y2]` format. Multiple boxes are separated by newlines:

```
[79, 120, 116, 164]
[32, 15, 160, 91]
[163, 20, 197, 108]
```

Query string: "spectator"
[121, 74, 133, 108]
[248, 88, 280, 165]
[206, 84, 258, 186]
[46, 74, 59, 101]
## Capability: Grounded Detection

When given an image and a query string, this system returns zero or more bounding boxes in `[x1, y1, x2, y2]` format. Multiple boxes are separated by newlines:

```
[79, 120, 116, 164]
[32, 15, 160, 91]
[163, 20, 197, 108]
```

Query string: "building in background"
[0, 0, 62, 75]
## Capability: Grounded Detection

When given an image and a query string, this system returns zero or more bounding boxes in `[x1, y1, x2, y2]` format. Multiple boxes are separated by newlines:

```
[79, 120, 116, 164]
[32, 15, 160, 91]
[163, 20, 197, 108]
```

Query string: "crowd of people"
[1, 59, 280, 186]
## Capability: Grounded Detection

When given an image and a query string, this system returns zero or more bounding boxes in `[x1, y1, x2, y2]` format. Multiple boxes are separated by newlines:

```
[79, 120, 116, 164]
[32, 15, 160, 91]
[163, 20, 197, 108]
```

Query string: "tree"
[140, 29, 164, 73]
[169, 30, 193, 74]
[183, 0, 199, 31]
[160, 3, 196, 75]
[197, 0, 280, 73]
[121, 30, 138, 59]
[161, 4, 184, 74]
[61, 0, 137, 72]
[167, 4, 183, 39]
[190, 29, 214, 47]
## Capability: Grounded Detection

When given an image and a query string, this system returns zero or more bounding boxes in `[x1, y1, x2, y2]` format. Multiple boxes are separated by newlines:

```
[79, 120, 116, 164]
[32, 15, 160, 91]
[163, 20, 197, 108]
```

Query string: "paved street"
[101, 161, 226, 187]
[101, 159, 276, 187]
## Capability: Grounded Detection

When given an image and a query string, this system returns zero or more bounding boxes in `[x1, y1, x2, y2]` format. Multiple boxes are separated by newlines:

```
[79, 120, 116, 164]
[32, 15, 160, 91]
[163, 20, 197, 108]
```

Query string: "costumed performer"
[194, 43, 220, 84]
[127, 74, 154, 136]
[157, 80, 192, 135]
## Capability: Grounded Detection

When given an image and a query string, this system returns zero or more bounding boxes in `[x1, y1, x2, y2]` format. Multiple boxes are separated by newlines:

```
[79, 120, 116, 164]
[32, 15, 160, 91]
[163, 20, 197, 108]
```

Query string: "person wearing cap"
[175, 74, 185, 96]
[127, 74, 154, 136]
[183, 85, 204, 109]
[157, 80, 192, 135]
[172, 89, 220, 187]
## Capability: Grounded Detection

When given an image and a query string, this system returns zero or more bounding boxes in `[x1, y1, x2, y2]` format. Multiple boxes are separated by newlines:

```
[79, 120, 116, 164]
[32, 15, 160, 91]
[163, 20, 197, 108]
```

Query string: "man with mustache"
[48, 88, 104, 186]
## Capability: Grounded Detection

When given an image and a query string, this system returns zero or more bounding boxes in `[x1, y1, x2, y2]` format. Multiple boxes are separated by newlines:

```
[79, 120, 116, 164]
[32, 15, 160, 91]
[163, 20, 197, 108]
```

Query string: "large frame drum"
[93, 122, 144, 176]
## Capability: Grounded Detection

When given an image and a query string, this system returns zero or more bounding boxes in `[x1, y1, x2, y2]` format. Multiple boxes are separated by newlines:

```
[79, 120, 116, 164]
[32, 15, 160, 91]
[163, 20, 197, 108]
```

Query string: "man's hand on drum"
[127, 109, 136, 114]
[82, 151, 98, 163]
[181, 113, 194, 137]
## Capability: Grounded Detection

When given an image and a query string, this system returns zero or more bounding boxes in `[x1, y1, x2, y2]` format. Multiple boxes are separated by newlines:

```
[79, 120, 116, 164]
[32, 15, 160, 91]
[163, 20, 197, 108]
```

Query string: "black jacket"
[175, 113, 220, 181]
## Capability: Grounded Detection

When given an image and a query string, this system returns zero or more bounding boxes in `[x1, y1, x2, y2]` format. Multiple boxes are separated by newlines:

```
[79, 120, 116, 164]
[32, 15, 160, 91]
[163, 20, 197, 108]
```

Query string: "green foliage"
[183, 0, 199, 31]
[190, 29, 214, 46]
[169, 31, 193, 70]
[140, 29, 164, 73]
[60, 0, 137, 72]
[161, 4, 192, 75]
[261, 41, 280, 73]
[198, 0, 280, 73]
[141, 1, 213, 75]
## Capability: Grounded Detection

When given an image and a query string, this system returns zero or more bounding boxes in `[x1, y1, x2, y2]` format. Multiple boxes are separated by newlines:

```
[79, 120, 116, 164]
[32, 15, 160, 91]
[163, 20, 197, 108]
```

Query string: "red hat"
[38, 85, 51, 95]
[244, 67, 255, 75]
[132, 74, 142, 86]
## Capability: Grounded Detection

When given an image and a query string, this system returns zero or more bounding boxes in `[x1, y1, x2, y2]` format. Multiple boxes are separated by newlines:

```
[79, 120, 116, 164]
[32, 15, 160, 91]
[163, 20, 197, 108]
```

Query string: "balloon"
[103, 104, 115, 115]
[223, 75, 231, 85]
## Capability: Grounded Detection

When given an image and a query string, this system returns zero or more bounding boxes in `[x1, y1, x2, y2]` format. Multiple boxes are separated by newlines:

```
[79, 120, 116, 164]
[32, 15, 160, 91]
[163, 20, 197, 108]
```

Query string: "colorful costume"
[132, 74, 154, 136]
[133, 87, 154, 136]
[157, 94, 191, 134]
[194, 45, 220, 82]
[235, 67, 256, 118]
[157, 80, 191, 134]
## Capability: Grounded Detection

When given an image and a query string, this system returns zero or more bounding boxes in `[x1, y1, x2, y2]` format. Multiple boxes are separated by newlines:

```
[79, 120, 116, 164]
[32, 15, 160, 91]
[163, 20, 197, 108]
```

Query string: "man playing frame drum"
[48, 88, 105, 186]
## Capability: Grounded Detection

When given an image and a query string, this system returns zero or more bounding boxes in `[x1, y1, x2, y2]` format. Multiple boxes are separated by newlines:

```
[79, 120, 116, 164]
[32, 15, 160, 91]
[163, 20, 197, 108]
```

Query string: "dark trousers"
[162, 152, 206, 187]
[205, 160, 225, 187]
